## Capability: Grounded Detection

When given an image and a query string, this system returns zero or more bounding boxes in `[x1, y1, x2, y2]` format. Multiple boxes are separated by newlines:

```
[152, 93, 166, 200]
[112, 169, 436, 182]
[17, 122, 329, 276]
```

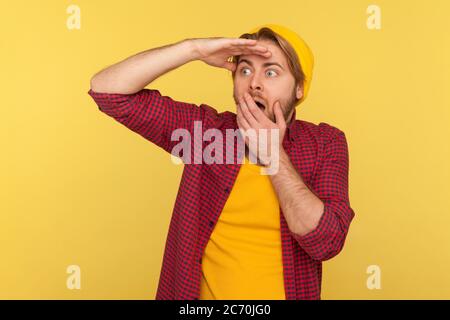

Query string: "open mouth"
[255, 101, 266, 110]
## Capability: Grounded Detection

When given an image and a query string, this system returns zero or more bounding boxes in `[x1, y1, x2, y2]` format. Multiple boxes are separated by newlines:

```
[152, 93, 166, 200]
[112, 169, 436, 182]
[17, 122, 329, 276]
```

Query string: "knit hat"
[247, 24, 314, 106]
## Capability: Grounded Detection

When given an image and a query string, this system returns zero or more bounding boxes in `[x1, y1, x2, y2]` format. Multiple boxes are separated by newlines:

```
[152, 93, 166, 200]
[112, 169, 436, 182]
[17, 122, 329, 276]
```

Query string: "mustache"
[233, 93, 267, 106]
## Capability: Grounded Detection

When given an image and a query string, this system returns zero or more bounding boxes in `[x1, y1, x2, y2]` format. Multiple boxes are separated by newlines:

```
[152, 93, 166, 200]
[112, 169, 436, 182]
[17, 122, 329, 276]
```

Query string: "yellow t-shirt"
[199, 155, 286, 300]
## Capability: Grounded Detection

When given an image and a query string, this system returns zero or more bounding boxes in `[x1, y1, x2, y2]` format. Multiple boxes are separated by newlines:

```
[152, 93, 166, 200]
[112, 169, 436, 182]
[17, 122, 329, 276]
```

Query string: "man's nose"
[249, 74, 263, 91]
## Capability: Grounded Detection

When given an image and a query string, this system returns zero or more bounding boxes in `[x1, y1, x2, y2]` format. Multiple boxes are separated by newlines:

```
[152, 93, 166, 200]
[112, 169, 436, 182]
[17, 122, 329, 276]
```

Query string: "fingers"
[236, 104, 251, 145]
[232, 45, 270, 54]
[229, 38, 257, 45]
[228, 40, 271, 57]
[235, 48, 271, 58]
[225, 61, 236, 72]
[273, 101, 286, 128]
[238, 95, 259, 127]
[237, 102, 251, 129]
[242, 92, 266, 123]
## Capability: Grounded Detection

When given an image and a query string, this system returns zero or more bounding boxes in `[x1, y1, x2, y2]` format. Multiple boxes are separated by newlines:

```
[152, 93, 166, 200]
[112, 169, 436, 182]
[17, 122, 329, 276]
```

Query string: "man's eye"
[241, 68, 251, 75]
[240, 68, 277, 77]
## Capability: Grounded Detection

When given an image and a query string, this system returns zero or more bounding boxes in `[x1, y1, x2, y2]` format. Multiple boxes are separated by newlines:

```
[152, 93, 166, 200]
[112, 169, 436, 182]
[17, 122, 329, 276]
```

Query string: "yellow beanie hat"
[247, 24, 314, 106]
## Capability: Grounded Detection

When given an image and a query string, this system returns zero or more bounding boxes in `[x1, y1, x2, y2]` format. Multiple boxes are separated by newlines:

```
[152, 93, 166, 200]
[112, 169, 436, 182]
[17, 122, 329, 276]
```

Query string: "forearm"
[269, 147, 325, 236]
[90, 39, 199, 94]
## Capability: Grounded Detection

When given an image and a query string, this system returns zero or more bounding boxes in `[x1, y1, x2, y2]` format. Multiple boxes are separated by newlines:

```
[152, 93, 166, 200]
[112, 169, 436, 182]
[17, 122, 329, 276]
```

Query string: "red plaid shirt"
[88, 88, 355, 300]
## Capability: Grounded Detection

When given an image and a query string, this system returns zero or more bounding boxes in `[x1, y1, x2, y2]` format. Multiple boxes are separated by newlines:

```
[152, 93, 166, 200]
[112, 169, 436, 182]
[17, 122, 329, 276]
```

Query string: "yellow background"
[1, 0, 449, 299]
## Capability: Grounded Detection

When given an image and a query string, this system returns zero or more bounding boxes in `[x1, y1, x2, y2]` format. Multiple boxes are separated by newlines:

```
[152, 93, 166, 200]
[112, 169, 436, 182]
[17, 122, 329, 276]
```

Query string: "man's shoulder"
[296, 119, 345, 145]
[209, 109, 239, 128]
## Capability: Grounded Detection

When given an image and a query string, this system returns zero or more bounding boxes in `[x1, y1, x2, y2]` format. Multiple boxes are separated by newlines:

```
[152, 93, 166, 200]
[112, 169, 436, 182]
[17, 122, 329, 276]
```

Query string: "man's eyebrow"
[237, 58, 284, 70]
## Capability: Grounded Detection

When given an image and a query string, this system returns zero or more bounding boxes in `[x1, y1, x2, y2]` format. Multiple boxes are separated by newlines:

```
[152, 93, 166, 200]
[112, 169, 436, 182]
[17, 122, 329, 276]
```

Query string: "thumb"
[274, 101, 285, 126]
[224, 61, 236, 72]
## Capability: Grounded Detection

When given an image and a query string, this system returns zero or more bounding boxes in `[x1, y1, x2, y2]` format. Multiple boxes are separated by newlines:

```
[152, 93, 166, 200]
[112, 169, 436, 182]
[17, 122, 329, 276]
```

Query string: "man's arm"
[90, 39, 198, 94]
[88, 38, 211, 154]
[90, 37, 269, 94]
[269, 128, 355, 262]
[88, 38, 271, 154]
[269, 147, 325, 236]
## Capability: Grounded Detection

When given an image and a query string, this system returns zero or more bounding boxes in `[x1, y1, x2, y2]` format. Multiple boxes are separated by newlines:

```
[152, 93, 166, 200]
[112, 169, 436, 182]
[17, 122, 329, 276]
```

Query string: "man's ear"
[296, 83, 304, 100]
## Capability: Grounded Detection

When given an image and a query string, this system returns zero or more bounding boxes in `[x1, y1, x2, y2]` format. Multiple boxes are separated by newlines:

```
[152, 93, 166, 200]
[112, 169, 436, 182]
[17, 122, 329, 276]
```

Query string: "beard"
[277, 86, 298, 124]
[233, 86, 299, 166]
[233, 86, 297, 124]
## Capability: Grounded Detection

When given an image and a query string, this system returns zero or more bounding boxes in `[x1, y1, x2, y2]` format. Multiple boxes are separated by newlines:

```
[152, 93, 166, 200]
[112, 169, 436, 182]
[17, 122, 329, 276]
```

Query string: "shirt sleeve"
[87, 88, 220, 155]
[291, 125, 355, 262]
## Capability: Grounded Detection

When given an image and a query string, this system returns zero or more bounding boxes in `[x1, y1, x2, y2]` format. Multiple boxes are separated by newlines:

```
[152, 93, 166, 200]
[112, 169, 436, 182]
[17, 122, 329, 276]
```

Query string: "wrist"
[183, 38, 201, 62]
[260, 145, 286, 168]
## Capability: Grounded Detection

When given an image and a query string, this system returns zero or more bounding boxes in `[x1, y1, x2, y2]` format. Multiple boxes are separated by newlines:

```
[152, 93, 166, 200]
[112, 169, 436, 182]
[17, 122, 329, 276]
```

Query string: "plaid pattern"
[88, 88, 355, 300]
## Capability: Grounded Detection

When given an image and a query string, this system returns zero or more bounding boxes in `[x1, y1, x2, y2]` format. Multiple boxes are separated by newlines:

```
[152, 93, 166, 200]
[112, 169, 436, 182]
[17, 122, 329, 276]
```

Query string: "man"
[88, 24, 355, 300]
